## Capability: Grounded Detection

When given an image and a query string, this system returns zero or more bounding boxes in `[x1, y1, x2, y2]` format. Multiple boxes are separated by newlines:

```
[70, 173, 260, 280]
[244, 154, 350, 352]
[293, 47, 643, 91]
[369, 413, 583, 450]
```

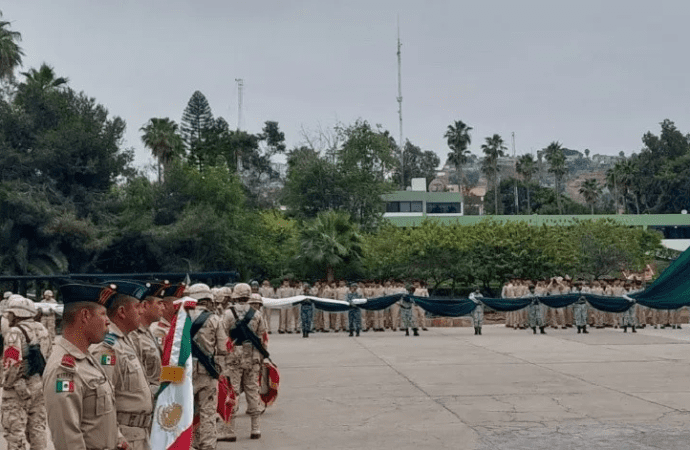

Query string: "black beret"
[101, 280, 147, 301]
[162, 282, 186, 299]
[59, 283, 119, 308]
[144, 280, 169, 298]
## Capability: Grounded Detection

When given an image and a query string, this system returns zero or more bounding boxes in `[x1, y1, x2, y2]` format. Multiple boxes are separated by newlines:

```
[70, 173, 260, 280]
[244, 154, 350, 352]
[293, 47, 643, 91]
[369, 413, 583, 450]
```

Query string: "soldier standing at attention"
[2, 295, 51, 450]
[276, 279, 292, 334]
[528, 284, 546, 335]
[43, 283, 123, 450]
[413, 281, 429, 331]
[469, 288, 484, 335]
[300, 283, 315, 338]
[224, 283, 269, 440]
[573, 282, 589, 334]
[400, 285, 419, 336]
[258, 280, 276, 334]
[90, 281, 152, 450]
[346, 283, 362, 337]
[129, 281, 165, 397]
[40, 290, 58, 341]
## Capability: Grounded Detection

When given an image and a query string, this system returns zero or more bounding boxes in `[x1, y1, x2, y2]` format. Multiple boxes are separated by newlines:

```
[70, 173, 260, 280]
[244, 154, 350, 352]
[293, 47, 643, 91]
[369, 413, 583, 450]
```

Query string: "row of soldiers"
[255, 279, 430, 335]
[502, 277, 684, 332]
[1, 280, 270, 450]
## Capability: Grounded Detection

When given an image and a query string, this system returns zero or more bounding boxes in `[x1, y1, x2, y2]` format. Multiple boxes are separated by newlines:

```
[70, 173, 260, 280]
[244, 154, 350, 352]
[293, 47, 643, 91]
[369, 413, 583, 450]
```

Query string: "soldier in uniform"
[259, 281, 276, 334]
[276, 279, 292, 334]
[90, 280, 152, 450]
[413, 281, 429, 331]
[40, 290, 58, 341]
[573, 282, 589, 333]
[372, 282, 386, 332]
[469, 288, 484, 335]
[150, 283, 185, 348]
[223, 283, 268, 440]
[300, 283, 315, 338]
[2, 295, 51, 450]
[129, 282, 166, 397]
[44, 283, 123, 450]
[345, 283, 362, 337]
[185, 283, 228, 450]
[528, 284, 546, 334]
[399, 285, 419, 336]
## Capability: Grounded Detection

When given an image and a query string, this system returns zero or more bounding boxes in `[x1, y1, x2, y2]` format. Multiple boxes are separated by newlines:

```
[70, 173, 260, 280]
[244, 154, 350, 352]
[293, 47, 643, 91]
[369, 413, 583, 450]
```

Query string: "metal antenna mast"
[397, 16, 404, 189]
[512, 132, 518, 214]
[234, 78, 244, 131]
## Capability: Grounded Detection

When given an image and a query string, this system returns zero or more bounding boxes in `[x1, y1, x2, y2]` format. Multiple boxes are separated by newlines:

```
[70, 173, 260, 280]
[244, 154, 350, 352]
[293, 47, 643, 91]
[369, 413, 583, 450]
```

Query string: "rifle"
[228, 306, 271, 362]
[190, 310, 221, 379]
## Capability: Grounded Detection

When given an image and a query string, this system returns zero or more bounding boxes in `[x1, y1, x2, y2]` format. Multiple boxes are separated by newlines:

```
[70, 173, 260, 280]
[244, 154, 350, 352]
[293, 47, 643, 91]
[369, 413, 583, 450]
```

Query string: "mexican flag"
[150, 298, 196, 450]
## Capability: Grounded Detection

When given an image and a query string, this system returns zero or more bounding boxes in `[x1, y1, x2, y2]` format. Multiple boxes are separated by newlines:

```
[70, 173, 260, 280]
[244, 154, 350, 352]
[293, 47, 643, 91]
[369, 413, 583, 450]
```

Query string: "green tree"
[444, 120, 473, 193]
[579, 178, 602, 214]
[140, 117, 184, 182]
[181, 90, 214, 168]
[481, 134, 507, 214]
[260, 121, 286, 156]
[0, 11, 23, 81]
[18, 63, 68, 93]
[543, 141, 567, 214]
[393, 140, 440, 188]
[516, 154, 538, 214]
[297, 210, 363, 281]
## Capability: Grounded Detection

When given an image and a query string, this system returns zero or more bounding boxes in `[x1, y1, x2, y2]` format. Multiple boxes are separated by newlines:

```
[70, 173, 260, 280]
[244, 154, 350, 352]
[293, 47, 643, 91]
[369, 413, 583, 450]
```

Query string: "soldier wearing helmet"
[40, 289, 58, 340]
[258, 280, 276, 334]
[222, 283, 268, 441]
[249, 293, 263, 312]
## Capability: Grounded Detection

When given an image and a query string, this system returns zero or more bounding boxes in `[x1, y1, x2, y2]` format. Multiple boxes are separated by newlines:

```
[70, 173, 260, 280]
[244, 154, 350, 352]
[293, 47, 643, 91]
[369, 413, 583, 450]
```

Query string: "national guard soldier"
[400, 285, 419, 336]
[224, 283, 269, 440]
[40, 289, 58, 340]
[573, 282, 589, 334]
[129, 282, 165, 397]
[372, 282, 386, 331]
[621, 282, 638, 333]
[185, 283, 229, 450]
[528, 284, 546, 334]
[346, 282, 362, 337]
[90, 281, 152, 450]
[2, 295, 51, 450]
[413, 281, 429, 331]
[469, 288, 484, 335]
[259, 280, 276, 334]
[300, 283, 315, 338]
[44, 283, 123, 450]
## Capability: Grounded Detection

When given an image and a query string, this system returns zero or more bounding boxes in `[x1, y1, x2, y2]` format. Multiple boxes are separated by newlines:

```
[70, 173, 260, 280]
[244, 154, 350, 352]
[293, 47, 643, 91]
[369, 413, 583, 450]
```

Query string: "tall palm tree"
[606, 164, 623, 214]
[481, 134, 507, 214]
[579, 178, 602, 214]
[298, 210, 362, 282]
[543, 141, 567, 214]
[19, 63, 68, 92]
[0, 12, 23, 81]
[444, 120, 472, 194]
[140, 118, 184, 182]
[516, 154, 537, 214]
[618, 158, 640, 214]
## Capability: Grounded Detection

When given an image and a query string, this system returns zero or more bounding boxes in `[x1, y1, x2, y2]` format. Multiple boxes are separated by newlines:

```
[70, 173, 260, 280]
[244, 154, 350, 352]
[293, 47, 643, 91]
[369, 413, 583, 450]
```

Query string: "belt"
[117, 411, 152, 428]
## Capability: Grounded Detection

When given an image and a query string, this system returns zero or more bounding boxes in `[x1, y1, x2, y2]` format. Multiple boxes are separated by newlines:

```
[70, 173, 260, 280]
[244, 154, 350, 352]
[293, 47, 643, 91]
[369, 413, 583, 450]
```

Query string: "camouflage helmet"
[232, 283, 251, 299]
[250, 280, 259, 288]
[185, 283, 213, 301]
[248, 293, 263, 305]
[217, 286, 233, 300]
[43, 290, 54, 299]
[6, 295, 37, 318]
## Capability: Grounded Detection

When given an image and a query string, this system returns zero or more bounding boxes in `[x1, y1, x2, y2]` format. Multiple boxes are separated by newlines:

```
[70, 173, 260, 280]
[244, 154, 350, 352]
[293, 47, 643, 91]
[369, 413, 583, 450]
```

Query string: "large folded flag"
[150, 297, 196, 450]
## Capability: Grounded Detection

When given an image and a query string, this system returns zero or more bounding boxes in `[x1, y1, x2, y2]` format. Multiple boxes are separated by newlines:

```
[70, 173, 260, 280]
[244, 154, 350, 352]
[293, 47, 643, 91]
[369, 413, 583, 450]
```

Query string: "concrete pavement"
[4, 325, 690, 449]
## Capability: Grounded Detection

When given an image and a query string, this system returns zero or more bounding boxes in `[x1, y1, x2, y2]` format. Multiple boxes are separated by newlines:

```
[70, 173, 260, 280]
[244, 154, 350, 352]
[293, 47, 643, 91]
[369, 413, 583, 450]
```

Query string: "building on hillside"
[383, 178, 464, 219]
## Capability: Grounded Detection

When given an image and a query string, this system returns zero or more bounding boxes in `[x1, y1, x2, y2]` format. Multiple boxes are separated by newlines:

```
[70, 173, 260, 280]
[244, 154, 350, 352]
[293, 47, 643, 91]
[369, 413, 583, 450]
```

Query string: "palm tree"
[579, 178, 602, 214]
[140, 118, 184, 182]
[618, 159, 640, 214]
[481, 134, 507, 214]
[0, 12, 23, 81]
[606, 164, 623, 214]
[298, 210, 362, 282]
[543, 141, 567, 214]
[19, 63, 68, 92]
[444, 120, 472, 194]
[516, 154, 537, 214]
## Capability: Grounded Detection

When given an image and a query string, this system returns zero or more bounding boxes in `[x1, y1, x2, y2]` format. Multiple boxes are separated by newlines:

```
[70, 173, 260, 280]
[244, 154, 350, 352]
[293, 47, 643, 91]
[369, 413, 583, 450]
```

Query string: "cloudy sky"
[5, 0, 689, 169]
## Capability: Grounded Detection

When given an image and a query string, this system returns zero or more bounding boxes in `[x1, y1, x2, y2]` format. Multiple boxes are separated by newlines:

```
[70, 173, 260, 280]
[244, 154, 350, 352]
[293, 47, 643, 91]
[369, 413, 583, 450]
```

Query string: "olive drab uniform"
[223, 304, 268, 438]
[129, 324, 162, 396]
[44, 336, 120, 450]
[90, 323, 153, 450]
[2, 320, 51, 450]
[189, 304, 228, 450]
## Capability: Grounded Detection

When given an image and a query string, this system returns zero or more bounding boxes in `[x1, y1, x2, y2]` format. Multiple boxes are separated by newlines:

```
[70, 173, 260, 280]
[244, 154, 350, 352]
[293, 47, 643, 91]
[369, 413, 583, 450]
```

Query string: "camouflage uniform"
[573, 291, 589, 333]
[528, 294, 546, 333]
[90, 323, 153, 450]
[2, 307, 51, 450]
[413, 286, 429, 330]
[129, 324, 162, 396]
[469, 292, 483, 334]
[39, 290, 58, 340]
[346, 289, 362, 336]
[399, 295, 417, 335]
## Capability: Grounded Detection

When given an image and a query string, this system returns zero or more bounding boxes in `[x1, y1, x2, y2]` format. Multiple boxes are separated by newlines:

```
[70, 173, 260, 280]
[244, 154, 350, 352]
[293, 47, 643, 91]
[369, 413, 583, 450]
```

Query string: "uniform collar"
[56, 336, 89, 360]
[108, 323, 126, 337]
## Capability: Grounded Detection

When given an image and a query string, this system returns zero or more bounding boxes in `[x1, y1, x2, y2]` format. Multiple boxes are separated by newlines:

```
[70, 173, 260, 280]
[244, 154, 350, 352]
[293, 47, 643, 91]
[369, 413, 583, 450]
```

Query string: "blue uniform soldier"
[300, 283, 315, 338]
[345, 283, 362, 337]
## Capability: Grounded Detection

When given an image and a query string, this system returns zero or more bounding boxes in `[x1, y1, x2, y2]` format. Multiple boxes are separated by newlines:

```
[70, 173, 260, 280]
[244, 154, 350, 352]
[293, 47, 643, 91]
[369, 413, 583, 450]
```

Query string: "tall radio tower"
[397, 16, 404, 189]
[235, 78, 244, 131]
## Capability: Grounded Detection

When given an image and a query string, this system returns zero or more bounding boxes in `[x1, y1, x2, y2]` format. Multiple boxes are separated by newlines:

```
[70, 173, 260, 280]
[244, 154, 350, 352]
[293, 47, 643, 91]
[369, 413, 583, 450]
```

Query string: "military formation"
[258, 279, 431, 337]
[0, 279, 271, 450]
[502, 277, 684, 333]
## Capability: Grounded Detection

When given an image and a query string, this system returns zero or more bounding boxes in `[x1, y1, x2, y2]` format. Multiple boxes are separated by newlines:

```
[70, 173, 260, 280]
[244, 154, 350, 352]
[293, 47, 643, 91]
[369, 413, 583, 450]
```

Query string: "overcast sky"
[5, 0, 690, 169]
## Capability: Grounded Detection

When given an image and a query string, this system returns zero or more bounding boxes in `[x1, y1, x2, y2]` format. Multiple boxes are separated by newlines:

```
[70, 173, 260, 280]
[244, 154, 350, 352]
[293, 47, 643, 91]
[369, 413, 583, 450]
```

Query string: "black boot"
[302, 330, 307, 338]
[532, 327, 537, 334]
[583, 325, 589, 334]
[540, 327, 546, 334]
[623, 326, 627, 333]
[356, 330, 360, 337]
[413, 328, 419, 336]
[577, 326, 581, 334]
[349, 330, 354, 337]
[405, 328, 410, 336]
[478, 327, 482, 335]
[632, 326, 637, 333]
[474, 327, 478, 335]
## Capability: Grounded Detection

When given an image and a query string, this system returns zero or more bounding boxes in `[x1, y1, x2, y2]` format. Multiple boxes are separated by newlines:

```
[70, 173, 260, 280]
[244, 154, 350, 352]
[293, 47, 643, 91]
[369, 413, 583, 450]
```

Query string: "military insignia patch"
[56, 379, 75, 392]
[3, 346, 20, 365]
[99, 284, 116, 306]
[60, 355, 76, 369]
[101, 354, 116, 365]
[103, 333, 118, 347]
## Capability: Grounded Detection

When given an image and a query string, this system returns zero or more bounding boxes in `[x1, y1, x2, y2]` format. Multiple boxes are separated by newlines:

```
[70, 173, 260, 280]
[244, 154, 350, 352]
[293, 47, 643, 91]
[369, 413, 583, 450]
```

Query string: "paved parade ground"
[5, 325, 690, 449]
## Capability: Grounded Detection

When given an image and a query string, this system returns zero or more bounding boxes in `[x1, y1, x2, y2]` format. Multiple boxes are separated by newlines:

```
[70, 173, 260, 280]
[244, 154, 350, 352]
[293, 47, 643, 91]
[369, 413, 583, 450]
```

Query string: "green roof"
[384, 214, 690, 228]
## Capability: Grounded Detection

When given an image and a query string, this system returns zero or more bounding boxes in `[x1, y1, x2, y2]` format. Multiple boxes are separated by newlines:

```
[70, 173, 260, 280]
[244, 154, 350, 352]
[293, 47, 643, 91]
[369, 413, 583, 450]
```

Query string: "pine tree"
[180, 90, 214, 149]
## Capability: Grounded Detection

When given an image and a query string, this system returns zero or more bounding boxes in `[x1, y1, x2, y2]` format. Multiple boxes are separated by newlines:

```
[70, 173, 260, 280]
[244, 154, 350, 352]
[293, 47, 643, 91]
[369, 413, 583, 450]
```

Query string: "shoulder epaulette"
[103, 333, 118, 348]
[59, 354, 77, 372]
